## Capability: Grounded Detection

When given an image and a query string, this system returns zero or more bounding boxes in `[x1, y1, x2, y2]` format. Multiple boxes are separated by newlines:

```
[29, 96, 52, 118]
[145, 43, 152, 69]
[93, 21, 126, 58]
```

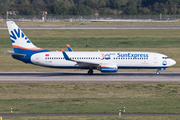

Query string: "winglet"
[67, 44, 73, 52]
[61, 49, 70, 60]
[61, 49, 65, 52]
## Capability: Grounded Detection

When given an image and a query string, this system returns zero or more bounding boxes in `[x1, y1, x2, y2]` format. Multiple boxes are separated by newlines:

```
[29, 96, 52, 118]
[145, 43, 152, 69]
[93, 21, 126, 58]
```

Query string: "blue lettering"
[117, 53, 149, 58]
[134, 54, 138, 58]
[128, 53, 131, 57]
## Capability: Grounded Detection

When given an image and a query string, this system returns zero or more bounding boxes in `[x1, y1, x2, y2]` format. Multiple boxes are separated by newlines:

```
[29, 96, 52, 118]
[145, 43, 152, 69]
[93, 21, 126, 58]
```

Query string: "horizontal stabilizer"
[6, 50, 26, 57]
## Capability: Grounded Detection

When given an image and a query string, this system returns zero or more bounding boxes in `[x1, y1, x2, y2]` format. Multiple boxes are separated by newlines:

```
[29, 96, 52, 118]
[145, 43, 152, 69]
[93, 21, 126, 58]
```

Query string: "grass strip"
[2, 21, 180, 27]
[0, 82, 180, 114]
[2, 116, 180, 120]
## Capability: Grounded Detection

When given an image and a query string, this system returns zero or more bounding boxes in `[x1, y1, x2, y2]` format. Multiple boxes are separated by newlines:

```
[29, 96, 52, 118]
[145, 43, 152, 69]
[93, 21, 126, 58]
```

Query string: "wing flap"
[73, 60, 100, 67]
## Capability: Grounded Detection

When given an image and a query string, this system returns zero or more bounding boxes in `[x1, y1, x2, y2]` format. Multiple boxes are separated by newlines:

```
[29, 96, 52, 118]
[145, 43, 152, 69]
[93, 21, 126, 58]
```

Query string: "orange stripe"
[13, 45, 44, 51]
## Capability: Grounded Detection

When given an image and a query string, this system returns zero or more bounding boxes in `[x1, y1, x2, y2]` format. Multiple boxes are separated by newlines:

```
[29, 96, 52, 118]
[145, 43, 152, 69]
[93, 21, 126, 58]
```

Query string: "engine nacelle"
[100, 64, 118, 72]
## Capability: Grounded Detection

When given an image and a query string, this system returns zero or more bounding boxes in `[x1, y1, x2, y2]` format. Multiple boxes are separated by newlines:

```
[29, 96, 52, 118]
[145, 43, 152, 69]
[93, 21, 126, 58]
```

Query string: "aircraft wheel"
[156, 71, 160, 75]
[88, 69, 93, 75]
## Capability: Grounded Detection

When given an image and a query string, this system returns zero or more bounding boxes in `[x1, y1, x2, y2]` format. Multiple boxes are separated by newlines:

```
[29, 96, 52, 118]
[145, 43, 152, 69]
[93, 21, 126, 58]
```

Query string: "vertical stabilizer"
[6, 21, 45, 53]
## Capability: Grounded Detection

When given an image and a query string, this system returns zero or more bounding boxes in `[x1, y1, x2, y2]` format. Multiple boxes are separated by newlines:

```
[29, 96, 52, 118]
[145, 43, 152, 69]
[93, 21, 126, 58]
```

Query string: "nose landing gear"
[156, 68, 166, 74]
[156, 71, 160, 75]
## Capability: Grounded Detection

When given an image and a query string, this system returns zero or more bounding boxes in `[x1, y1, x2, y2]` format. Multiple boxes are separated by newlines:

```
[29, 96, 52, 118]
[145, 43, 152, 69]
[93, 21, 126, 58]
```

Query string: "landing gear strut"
[88, 69, 93, 75]
[156, 68, 166, 74]
[156, 70, 160, 75]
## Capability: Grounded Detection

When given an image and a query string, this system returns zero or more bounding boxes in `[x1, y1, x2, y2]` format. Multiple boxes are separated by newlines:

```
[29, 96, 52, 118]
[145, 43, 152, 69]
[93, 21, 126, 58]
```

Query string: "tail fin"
[6, 21, 47, 54]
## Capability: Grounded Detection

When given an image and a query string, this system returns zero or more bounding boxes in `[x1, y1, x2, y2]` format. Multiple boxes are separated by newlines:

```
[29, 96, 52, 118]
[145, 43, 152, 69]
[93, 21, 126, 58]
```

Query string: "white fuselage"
[30, 51, 176, 69]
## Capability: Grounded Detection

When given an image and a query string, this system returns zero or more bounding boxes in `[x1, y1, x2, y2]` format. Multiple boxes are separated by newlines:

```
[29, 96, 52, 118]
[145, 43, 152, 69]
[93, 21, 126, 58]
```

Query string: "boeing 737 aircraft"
[6, 21, 176, 74]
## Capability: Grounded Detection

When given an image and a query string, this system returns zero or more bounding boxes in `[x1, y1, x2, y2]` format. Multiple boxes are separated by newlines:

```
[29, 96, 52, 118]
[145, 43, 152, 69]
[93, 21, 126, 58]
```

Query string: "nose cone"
[171, 59, 176, 66]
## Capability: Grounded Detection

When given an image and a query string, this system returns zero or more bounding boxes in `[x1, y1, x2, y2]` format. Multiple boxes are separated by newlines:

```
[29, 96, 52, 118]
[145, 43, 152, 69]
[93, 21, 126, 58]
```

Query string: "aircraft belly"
[116, 61, 144, 66]
[116, 59, 164, 68]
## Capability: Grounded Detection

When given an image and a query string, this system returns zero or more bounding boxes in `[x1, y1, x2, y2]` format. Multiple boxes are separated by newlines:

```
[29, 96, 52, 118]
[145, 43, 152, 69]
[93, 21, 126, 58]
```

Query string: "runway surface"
[1, 26, 180, 30]
[0, 113, 180, 117]
[0, 72, 180, 82]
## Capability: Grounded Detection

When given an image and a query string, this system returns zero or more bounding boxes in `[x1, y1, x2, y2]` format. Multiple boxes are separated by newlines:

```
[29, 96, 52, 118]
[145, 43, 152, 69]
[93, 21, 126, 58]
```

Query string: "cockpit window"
[162, 57, 169, 59]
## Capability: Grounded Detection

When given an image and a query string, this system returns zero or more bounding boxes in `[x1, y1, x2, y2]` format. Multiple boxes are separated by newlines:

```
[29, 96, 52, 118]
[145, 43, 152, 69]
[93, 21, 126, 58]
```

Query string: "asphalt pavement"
[0, 71, 180, 82]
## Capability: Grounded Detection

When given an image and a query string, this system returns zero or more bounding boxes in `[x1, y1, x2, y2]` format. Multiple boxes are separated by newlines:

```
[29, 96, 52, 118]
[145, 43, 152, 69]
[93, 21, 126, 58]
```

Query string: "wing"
[61, 49, 100, 67]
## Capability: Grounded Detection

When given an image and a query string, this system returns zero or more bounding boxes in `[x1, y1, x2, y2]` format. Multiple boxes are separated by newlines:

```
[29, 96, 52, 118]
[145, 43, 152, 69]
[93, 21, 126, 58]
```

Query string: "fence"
[0, 14, 180, 22]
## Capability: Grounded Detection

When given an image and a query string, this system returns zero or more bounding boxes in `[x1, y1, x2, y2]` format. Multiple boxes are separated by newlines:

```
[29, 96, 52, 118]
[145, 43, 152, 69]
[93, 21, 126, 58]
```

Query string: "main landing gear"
[88, 69, 93, 75]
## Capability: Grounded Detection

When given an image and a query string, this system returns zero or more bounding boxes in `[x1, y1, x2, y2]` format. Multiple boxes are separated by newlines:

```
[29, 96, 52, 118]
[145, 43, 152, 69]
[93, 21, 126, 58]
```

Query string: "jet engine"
[100, 64, 118, 72]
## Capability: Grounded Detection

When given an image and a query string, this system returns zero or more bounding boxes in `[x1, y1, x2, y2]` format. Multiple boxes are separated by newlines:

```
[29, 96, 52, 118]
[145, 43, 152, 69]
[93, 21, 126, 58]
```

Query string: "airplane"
[6, 21, 176, 74]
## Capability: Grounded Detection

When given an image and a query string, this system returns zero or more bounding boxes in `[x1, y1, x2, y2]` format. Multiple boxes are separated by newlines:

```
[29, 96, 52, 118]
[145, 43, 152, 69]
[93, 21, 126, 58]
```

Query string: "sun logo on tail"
[10, 28, 31, 44]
